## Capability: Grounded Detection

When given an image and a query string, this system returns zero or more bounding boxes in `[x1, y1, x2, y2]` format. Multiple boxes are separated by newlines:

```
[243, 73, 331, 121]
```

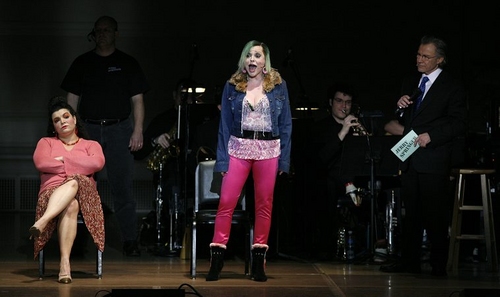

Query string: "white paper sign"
[391, 130, 419, 162]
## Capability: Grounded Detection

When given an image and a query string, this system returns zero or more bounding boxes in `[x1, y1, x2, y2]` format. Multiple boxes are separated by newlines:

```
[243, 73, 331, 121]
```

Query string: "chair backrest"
[195, 160, 245, 212]
[195, 160, 219, 210]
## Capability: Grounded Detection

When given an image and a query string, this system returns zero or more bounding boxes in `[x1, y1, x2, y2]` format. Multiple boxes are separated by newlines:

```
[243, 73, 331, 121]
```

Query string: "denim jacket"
[214, 70, 292, 173]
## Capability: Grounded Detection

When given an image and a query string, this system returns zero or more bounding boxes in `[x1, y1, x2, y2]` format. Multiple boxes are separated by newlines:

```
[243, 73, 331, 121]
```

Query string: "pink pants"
[211, 155, 278, 246]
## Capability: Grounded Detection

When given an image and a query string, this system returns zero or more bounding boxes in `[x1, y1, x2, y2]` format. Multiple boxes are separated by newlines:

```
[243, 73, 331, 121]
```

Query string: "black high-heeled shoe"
[29, 226, 41, 239]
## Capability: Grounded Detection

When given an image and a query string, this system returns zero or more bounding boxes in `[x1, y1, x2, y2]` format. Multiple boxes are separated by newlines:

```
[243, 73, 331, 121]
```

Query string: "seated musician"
[309, 82, 367, 260]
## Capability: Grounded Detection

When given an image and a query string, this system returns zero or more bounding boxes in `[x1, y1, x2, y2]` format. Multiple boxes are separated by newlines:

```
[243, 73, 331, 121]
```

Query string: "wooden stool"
[447, 168, 498, 276]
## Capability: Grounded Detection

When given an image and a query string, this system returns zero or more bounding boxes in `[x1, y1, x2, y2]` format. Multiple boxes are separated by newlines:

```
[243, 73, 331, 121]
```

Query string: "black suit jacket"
[399, 70, 467, 175]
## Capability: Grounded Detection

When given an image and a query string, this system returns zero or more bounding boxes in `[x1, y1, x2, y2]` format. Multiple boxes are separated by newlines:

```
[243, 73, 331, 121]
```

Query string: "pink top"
[228, 95, 280, 160]
[33, 137, 105, 194]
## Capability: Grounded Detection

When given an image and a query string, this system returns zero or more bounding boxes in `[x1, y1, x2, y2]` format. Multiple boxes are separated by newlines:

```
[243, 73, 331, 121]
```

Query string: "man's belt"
[84, 118, 128, 126]
[241, 130, 279, 140]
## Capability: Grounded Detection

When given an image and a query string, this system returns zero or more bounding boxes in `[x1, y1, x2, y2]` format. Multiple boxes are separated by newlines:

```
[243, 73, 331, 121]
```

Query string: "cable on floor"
[178, 283, 204, 296]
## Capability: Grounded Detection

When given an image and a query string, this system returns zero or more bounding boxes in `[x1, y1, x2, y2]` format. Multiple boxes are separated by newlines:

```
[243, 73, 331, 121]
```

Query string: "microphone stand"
[357, 112, 383, 263]
[165, 97, 188, 256]
[160, 101, 185, 257]
[285, 53, 315, 118]
[351, 133, 377, 262]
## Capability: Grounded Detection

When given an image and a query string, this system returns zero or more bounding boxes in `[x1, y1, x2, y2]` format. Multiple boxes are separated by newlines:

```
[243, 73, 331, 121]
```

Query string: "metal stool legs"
[447, 168, 498, 275]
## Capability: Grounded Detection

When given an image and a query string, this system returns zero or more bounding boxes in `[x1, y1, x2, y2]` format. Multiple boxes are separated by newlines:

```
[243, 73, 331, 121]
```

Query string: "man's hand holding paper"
[391, 130, 420, 162]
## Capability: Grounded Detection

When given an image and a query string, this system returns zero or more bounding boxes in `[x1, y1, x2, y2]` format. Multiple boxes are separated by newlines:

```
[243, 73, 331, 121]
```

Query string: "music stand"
[339, 135, 401, 260]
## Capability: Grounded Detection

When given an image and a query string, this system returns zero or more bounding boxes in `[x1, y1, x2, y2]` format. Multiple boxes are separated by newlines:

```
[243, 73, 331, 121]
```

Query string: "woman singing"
[207, 40, 292, 282]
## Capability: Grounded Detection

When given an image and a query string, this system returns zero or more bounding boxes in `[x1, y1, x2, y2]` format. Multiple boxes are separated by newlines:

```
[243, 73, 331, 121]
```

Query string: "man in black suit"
[380, 35, 467, 276]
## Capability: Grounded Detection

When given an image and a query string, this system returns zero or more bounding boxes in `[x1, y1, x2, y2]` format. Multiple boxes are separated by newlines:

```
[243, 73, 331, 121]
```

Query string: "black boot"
[251, 247, 268, 282]
[206, 246, 225, 281]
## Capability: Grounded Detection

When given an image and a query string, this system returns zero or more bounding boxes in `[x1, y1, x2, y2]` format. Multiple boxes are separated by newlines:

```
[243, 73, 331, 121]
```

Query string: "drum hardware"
[150, 164, 184, 256]
[155, 163, 164, 247]
[336, 226, 347, 260]
[339, 134, 401, 263]
[168, 185, 183, 254]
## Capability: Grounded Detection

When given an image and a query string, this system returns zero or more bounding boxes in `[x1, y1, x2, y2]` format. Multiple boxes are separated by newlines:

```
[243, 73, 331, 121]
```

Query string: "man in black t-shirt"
[61, 15, 150, 257]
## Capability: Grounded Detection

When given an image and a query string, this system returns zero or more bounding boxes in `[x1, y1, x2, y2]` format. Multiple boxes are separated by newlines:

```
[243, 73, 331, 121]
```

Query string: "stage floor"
[2, 256, 500, 297]
[2, 212, 500, 297]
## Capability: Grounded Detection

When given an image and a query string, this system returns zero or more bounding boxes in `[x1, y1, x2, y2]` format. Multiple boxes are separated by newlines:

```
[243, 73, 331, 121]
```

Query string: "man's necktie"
[414, 76, 429, 111]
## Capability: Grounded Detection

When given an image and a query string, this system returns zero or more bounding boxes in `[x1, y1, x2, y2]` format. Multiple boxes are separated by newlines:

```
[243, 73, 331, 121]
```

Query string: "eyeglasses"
[333, 98, 352, 105]
[416, 53, 436, 61]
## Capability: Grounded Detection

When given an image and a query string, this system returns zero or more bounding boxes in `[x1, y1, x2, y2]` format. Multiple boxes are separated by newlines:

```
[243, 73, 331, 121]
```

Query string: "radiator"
[0, 176, 156, 212]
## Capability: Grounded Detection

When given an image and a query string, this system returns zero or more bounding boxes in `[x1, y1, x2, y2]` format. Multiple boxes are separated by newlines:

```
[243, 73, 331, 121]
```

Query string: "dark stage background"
[1, 1, 500, 258]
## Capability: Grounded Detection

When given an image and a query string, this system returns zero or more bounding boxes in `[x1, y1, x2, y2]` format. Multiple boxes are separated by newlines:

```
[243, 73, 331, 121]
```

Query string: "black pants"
[400, 166, 453, 269]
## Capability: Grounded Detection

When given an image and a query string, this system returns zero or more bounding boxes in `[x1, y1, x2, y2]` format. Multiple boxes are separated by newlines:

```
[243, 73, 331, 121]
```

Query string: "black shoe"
[380, 262, 421, 274]
[123, 240, 141, 257]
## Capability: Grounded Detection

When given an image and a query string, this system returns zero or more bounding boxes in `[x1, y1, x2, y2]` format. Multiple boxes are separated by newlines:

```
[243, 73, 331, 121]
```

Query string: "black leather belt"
[85, 118, 128, 126]
[241, 130, 279, 140]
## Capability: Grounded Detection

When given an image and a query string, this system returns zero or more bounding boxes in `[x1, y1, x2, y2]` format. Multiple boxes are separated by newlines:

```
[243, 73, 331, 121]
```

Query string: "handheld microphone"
[395, 88, 422, 117]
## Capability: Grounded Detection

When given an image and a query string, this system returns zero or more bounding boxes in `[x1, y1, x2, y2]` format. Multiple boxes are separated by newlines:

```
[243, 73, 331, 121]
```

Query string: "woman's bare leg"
[32, 179, 78, 233]
[57, 199, 79, 282]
